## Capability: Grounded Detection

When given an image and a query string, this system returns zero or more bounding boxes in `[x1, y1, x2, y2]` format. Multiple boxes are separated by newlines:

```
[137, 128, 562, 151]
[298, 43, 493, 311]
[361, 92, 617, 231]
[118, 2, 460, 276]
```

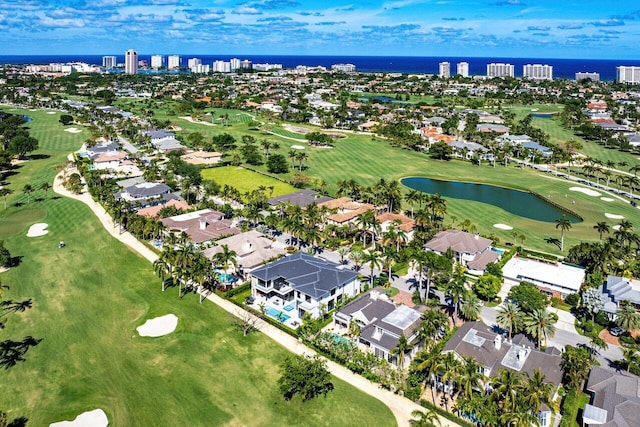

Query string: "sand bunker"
[283, 124, 311, 134]
[601, 197, 614, 202]
[50, 409, 108, 427]
[180, 116, 215, 126]
[605, 213, 624, 219]
[493, 223, 513, 230]
[613, 225, 621, 230]
[26, 223, 49, 237]
[46, 111, 56, 115]
[137, 314, 178, 337]
[64, 128, 82, 134]
[291, 145, 305, 149]
[569, 187, 601, 197]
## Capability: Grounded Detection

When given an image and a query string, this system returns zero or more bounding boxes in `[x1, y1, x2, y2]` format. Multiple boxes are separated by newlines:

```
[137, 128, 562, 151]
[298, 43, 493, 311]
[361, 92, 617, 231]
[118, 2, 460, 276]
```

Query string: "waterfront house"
[424, 230, 499, 274]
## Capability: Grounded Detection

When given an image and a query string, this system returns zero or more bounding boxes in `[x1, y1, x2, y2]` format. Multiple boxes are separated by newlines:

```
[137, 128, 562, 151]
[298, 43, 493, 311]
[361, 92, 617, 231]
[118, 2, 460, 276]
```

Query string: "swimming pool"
[266, 307, 291, 322]
[217, 272, 235, 283]
[491, 247, 505, 255]
[283, 304, 295, 312]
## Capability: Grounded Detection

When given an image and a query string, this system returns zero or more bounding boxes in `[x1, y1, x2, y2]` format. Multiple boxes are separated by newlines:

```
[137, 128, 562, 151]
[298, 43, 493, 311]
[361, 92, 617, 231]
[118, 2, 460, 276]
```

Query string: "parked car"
[609, 326, 625, 337]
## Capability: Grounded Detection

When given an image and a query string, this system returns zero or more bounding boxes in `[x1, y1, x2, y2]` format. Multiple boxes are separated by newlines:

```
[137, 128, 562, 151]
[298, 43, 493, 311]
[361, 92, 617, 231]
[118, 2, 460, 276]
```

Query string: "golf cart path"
[53, 168, 454, 427]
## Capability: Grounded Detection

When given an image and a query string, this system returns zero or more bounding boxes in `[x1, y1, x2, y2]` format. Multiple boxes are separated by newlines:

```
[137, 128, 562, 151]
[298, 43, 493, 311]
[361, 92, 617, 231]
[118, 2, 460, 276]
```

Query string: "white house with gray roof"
[334, 289, 424, 367]
[584, 366, 640, 427]
[599, 275, 640, 320]
[250, 252, 360, 320]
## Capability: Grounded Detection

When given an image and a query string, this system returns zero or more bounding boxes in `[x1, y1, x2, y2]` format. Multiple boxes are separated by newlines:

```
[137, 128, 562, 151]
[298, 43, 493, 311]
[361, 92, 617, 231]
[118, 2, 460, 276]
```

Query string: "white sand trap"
[493, 223, 513, 230]
[291, 145, 305, 149]
[601, 197, 614, 202]
[613, 225, 621, 230]
[64, 128, 82, 134]
[46, 111, 56, 115]
[605, 213, 624, 219]
[26, 223, 49, 237]
[137, 314, 178, 337]
[29, 109, 38, 111]
[50, 409, 108, 427]
[569, 186, 601, 197]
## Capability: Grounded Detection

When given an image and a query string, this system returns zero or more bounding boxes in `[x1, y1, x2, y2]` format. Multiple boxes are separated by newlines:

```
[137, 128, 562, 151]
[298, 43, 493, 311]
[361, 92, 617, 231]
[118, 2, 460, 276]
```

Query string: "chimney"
[517, 349, 527, 360]
[494, 335, 502, 350]
[199, 219, 207, 230]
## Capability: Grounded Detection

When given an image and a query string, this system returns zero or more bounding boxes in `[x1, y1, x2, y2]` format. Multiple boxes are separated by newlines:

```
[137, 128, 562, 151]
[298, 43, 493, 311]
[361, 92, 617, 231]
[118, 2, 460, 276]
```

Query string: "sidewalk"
[53, 168, 460, 427]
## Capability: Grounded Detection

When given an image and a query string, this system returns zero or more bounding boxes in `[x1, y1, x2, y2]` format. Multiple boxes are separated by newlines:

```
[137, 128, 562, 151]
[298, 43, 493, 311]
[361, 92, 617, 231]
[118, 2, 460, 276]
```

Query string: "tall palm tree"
[460, 293, 482, 321]
[496, 302, 522, 340]
[214, 244, 238, 284]
[0, 188, 13, 210]
[444, 273, 467, 325]
[616, 301, 640, 332]
[39, 182, 52, 200]
[555, 215, 572, 251]
[593, 221, 610, 242]
[405, 189, 420, 218]
[22, 184, 33, 204]
[349, 249, 364, 271]
[522, 369, 552, 415]
[523, 309, 557, 348]
[456, 356, 486, 400]
[622, 347, 640, 373]
[419, 309, 449, 343]
[364, 250, 381, 287]
[490, 368, 524, 413]
[336, 246, 350, 265]
[390, 334, 414, 368]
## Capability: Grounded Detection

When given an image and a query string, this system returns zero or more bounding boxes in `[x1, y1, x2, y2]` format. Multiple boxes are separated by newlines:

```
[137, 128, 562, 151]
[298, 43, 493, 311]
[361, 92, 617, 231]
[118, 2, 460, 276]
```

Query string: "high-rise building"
[102, 56, 116, 68]
[167, 55, 181, 70]
[230, 58, 241, 71]
[438, 62, 450, 78]
[151, 55, 164, 69]
[575, 72, 600, 82]
[213, 61, 231, 73]
[523, 64, 553, 80]
[456, 62, 469, 77]
[486, 63, 515, 78]
[187, 58, 201, 69]
[332, 63, 356, 72]
[125, 49, 138, 75]
[190, 64, 210, 74]
[616, 66, 640, 84]
[240, 60, 252, 70]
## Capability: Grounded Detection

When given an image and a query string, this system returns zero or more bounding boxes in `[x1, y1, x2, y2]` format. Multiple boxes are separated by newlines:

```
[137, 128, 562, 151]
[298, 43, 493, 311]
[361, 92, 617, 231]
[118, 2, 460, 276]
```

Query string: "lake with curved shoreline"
[401, 177, 581, 223]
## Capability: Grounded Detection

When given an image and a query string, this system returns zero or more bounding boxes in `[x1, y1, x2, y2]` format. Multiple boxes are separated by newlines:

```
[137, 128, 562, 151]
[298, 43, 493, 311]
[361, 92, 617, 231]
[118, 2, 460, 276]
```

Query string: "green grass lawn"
[201, 166, 298, 198]
[0, 107, 395, 427]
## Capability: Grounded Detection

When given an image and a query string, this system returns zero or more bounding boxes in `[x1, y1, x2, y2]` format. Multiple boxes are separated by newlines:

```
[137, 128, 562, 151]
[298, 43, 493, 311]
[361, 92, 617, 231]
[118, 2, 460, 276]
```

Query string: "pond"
[530, 112, 556, 119]
[401, 177, 582, 223]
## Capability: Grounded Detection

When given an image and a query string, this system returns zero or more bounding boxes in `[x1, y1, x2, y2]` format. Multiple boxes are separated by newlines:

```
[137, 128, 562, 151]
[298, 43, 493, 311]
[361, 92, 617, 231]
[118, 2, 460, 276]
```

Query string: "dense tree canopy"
[278, 355, 334, 401]
[507, 281, 548, 313]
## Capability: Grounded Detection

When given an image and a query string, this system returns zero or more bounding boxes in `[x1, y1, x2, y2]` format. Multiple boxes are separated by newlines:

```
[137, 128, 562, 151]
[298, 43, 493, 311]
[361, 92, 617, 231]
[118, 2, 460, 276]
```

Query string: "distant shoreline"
[2, 54, 637, 80]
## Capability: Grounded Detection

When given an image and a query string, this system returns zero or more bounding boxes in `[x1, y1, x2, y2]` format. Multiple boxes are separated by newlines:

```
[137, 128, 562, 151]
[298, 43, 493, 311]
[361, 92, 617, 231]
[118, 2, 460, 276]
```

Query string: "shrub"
[565, 293, 579, 307]
[582, 321, 593, 333]
[595, 311, 610, 327]
[620, 335, 635, 346]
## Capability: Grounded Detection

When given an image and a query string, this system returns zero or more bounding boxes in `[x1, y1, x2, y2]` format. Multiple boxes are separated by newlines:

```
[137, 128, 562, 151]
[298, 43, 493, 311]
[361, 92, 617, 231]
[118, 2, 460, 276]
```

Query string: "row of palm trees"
[496, 302, 557, 348]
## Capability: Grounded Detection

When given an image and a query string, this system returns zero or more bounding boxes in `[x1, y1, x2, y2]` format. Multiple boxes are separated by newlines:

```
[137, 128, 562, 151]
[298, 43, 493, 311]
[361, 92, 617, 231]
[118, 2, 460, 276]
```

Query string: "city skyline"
[3, 1, 640, 59]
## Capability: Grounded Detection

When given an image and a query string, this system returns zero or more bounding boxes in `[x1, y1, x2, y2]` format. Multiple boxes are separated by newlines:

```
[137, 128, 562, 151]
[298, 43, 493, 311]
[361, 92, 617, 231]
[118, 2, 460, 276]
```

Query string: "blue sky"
[3, 0, 640, 59]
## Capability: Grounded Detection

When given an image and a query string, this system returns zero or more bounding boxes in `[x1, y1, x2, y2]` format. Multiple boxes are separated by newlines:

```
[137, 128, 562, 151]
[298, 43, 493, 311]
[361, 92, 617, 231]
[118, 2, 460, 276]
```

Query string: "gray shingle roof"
[585, 366, 640, 427]
[251, 252, 358, 299]
[125, 182, 171, 198]
[604, 275, 640, 305]
[425, 230, 492, 255]
[444, 321, 563, 385]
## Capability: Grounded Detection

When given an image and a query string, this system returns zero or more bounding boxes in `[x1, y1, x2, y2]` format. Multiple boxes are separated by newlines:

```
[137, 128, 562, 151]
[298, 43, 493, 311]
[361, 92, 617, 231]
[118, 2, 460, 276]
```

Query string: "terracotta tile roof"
[137, 199, 190, 218]
[376, 212, 415, 232]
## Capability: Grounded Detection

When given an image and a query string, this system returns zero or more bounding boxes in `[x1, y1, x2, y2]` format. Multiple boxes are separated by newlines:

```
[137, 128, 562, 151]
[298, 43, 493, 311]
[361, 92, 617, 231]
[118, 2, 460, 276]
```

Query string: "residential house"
[267, 189, 333, 209]
[583, 366, 640, 427]
[250, 252, 360, 320]
[118, 182, 173, 207]
[334, 289, 423, 367]
[143, 129, 186, 153]
[137, 199, 190, 218]
[160, 208, 240, 244]
[502, 256, 585, 299]
[600, 275, 640, 320]
[320, 197, 379, 226]
[376, 212, 415, 241]
[203, 230, 287, 279]
[424, 230, 500, 274]
[180, 150, 223, 165]
[443, 321, 563, 427]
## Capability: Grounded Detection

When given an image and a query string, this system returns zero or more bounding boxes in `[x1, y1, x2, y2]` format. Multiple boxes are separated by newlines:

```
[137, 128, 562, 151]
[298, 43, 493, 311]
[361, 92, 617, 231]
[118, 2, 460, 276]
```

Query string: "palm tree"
[390, 334, 414, 368]
[419, 309, 449, 343]
[522, 369, 552, 415]
[213, 244, 238, 284]
[364, 250, 381, 287]
[523, 309, 557, 348]
[490, 368, 524, 413]
[22, 184, 33, 204]
[456, 356, 485, 400]
[444, 272, 467, 325]
[336, 246, 350, 265]
[616, 301, 640, 332]
[39, 182, 51, 199]
[496, 302, 522, 340]
[555, 215, 572, 251]
[622, 347, 640, 373]
[405, 189, 420, 218]
[411, 409, 442, 427]
[349, 249, 364, 271]
[0, 188, 13, 210]
[460, 293, 482, 321]
[594, 221, 610, 242]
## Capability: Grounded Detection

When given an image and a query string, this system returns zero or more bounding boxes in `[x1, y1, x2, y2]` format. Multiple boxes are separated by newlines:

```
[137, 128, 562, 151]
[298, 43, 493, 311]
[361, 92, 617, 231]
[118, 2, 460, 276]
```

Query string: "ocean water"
[1, 54, 637, 81]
